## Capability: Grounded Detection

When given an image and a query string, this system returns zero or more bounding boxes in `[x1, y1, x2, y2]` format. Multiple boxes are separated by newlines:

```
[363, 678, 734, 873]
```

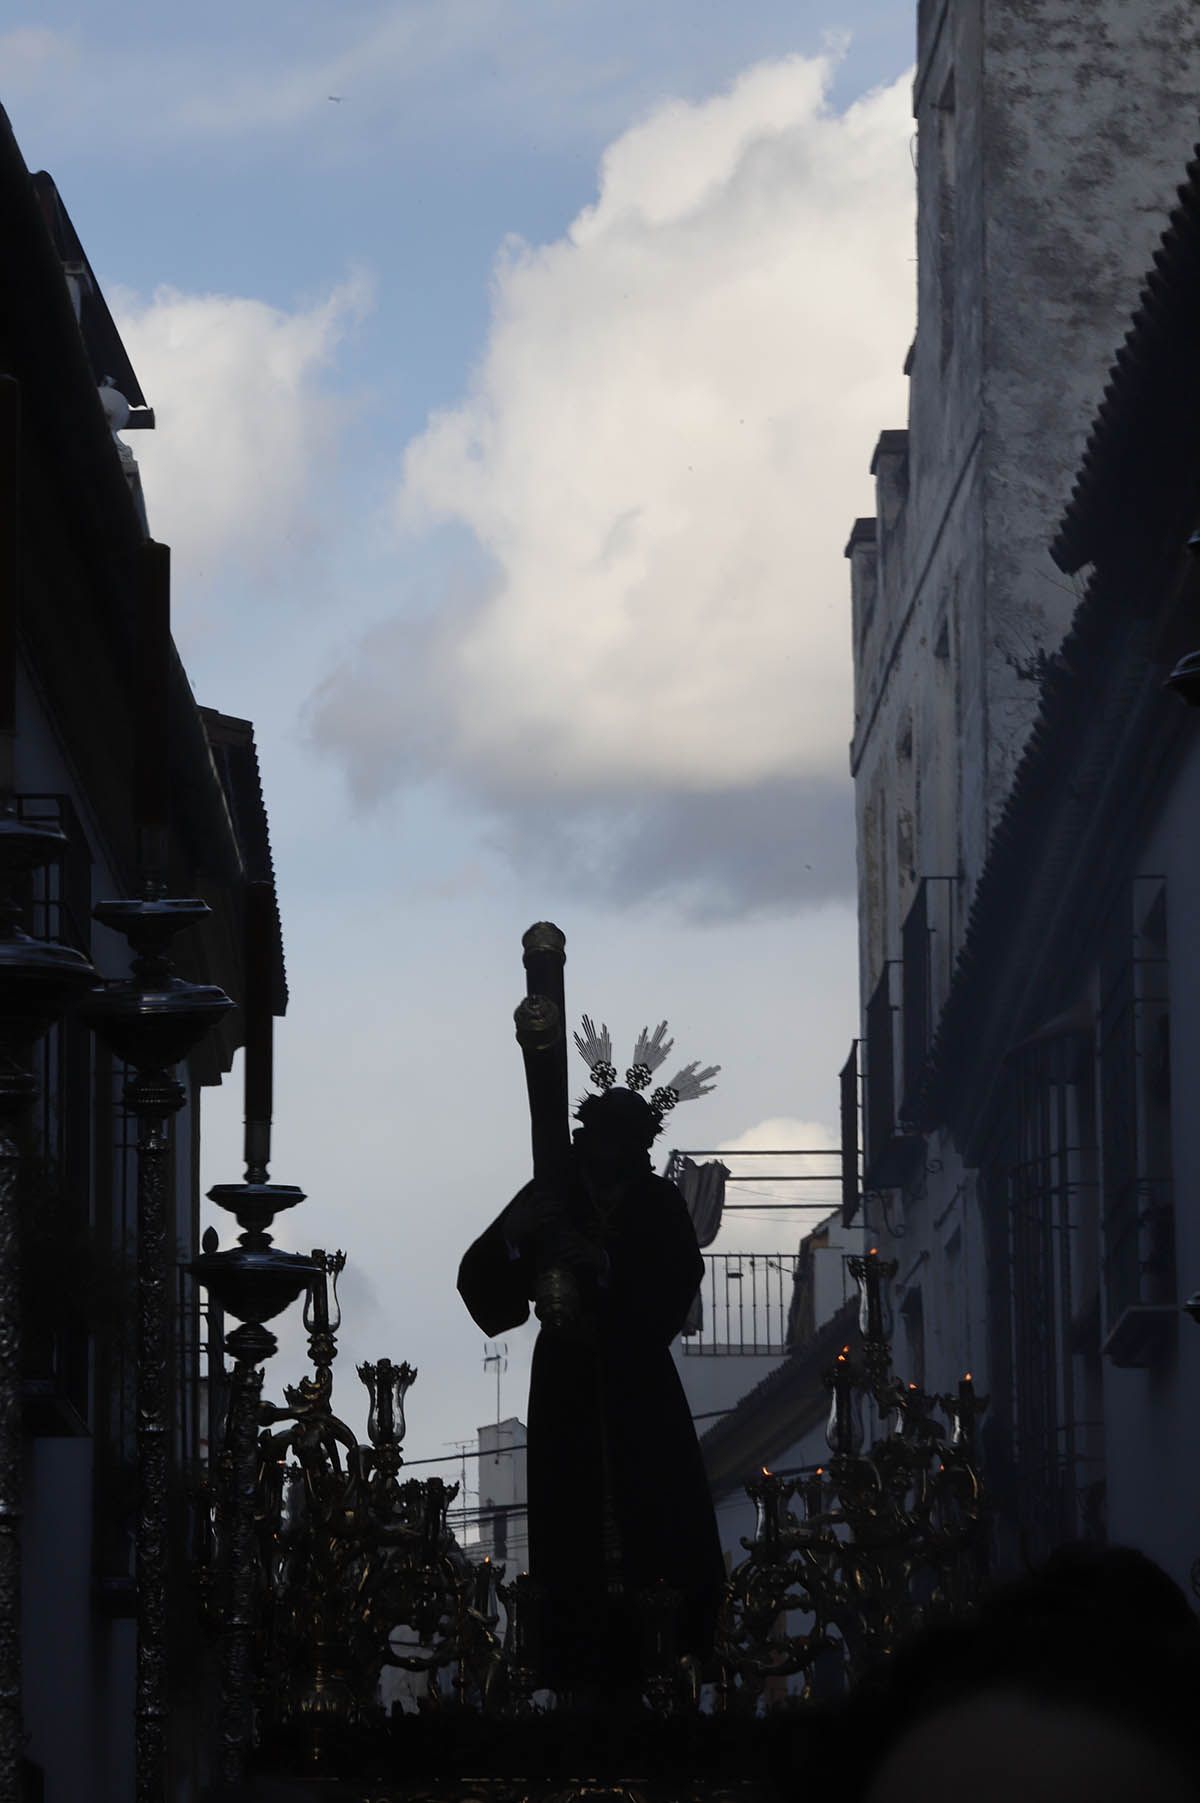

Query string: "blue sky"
[3, 2, 917, 1479]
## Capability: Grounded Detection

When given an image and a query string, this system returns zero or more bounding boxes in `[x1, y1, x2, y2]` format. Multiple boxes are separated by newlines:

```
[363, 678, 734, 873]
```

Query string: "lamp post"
[83, 900, 231, 1803]
[190, 1191, 314, 1786]
[0, 374, 97, 1793]
[81, 539, 233, 1803]
[189, 879, 314, 1786]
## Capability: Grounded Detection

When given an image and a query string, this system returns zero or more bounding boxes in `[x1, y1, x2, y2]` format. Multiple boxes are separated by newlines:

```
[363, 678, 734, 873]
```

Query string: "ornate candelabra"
[715, 1248, 989, 1708]
[247, 1274, 512, 1766]
[188, 878, 316, 1786]
[189, 876, 494, 1777]
[191, 1191, 316, 1783]
[193, 1241, 992, 1762]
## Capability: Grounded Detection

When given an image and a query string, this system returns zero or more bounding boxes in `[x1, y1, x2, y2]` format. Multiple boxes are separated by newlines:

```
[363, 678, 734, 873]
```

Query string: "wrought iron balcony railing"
[681, 1252, 801, 1356]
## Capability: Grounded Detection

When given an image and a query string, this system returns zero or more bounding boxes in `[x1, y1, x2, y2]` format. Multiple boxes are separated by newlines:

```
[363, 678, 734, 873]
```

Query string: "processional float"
[192, 922, 990, 1784]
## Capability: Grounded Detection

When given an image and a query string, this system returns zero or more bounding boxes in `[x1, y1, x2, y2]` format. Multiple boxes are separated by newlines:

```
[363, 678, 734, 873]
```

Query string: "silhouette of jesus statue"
[458, 1031, 726, 1704]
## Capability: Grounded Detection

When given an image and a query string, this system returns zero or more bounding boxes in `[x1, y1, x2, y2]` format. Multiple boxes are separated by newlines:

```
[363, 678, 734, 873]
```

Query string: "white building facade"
[849, 1, 1200, 1578]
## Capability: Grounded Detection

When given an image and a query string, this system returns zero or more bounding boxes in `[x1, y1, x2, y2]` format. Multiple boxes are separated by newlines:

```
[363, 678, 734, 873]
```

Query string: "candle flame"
[816, 1467, 823, 1476]
[762, 1466, 771, 1476]
[868, 1246, 878, 1256]
[964, 1372, 972, 1382]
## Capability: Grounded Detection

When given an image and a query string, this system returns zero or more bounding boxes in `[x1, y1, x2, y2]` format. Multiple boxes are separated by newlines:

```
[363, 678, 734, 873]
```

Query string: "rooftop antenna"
[444, 1439, 472, 1540]
[483, 1341, 508, 1427]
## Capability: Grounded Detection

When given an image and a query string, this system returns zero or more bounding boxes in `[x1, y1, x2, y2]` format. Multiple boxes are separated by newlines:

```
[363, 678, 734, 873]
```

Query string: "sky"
[3, 2, 917, 1492]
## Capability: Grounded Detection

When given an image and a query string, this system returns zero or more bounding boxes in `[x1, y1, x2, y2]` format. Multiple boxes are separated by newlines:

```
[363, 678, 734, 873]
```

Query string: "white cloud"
[0, 25, 77, 81]
[111, 275, 370, 612]
[711, 1114, 841, 1254]
[313, 53, 913, 814]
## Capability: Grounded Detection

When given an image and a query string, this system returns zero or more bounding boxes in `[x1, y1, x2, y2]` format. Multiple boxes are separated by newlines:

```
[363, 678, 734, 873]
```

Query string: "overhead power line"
[401, 1407, 737, 1469]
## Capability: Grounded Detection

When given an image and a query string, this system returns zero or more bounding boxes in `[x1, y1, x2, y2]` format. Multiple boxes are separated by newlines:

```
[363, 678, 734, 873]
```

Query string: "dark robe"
[457, 1170, 726, 1687]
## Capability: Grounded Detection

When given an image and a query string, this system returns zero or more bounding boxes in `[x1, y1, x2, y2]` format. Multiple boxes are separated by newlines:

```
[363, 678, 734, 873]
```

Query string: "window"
[864, 966, 924, 1191]
[901, 886, 931, 1118]
[899, 877, 958, 1126]
[17, 794, 93, 1433]
[865, 967, 898, 1182]
[840, 1043, 861, 1226]
[1003, 1019, 1104, 1556]
[936, 74, 957, 368]
[1098, 879, 1174, 1359]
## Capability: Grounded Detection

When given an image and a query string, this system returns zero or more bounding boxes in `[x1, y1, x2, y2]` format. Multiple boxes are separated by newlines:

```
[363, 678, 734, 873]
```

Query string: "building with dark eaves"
[703, 0, 1200, 1592]
[909, 136, 1200, 1570]
[845, 0, 1200, 1584]
[1, 105, 282, 1797]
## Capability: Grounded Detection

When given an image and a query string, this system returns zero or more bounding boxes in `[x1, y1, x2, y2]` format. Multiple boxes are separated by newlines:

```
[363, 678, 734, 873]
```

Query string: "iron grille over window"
[16, 795, 93, 1434]
[865, 969, 894, 1177]
[864, 966, 923, 1191]
[1098, 879, 1174, 1365]
[1005, 1031, 1104, 1556]
[900, 884, 930, 1119]
[899, 876, 957, 1127]
[840, 1043, 861, 1226]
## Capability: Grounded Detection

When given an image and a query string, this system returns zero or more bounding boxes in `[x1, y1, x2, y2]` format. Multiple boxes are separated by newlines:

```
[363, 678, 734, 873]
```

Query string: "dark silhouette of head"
[839, 1544, 1200, 1803]
[572, 1087, 658, 1185]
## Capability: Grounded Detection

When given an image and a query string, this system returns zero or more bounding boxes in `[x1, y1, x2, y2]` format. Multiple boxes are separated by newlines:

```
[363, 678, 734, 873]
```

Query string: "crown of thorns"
[572, 1016, 720, 1127]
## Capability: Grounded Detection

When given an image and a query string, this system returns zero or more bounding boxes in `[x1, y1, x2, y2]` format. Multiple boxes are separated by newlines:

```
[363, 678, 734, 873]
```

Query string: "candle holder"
[184, 860, 319, 1780]
[303, 1246, 346, 1375]
[472, 1554, 499, 1621]
[498, 1573, 544, 1712]
[940, 1373, 989, 1457]
[824, 1347, 865, 1456]
[190, 1184, 316, 1784]
[359, 1356, 418, 1479]
[847, 1248, 897, 1379]
[802, 1467, 826, 1523]
[745, 1467, 794, 1557]
[192, 1186, 316, 1368]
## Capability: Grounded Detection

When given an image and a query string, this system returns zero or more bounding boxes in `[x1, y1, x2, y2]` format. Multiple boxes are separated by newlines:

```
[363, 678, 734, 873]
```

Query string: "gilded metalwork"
[249, 1291, 507, 1768]
[198, 1243, 991, 1782]
[191, 1181, 317, 1785]
[713, 1248, 988, 1707]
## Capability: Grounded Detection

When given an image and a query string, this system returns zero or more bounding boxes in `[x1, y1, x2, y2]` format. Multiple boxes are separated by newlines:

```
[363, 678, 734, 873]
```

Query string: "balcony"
[680, 1252, 801, 1356]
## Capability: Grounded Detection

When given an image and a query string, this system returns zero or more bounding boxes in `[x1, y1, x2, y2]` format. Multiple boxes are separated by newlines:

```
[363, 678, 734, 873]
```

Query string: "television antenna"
[443, 1439, 472, 1534]
[483, 1341, 508, 1425]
